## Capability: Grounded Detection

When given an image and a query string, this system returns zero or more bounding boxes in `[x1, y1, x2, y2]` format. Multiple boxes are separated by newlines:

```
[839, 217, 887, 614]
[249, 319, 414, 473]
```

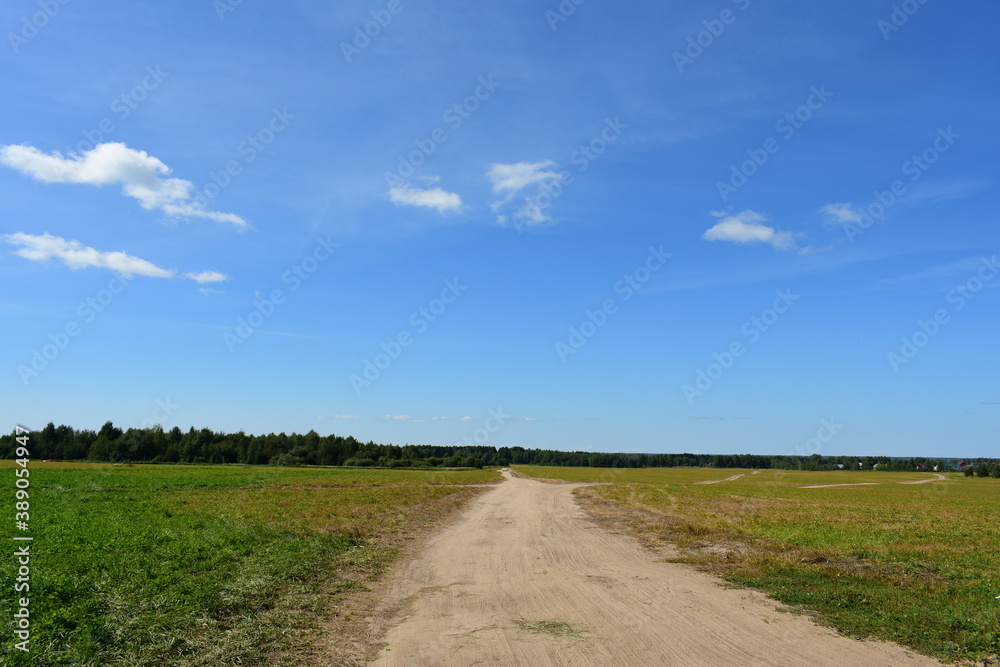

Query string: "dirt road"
[368, 471, 940, 666]
[694, 473, 744, 484]
[899, 473, 948, 485]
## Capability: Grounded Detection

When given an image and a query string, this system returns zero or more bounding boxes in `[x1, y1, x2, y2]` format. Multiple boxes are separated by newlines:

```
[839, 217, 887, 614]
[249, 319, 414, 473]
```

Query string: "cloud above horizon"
[4, 232, 226, 282]
[377, 414, 424, 422]
[183, 270, 229, 284]
[819, 203, 863, 224]
[0, 142, 247, 228]
[486, 160, 564, 227]
[4, 232, 174, 278]
[388, 184, 463, 213]
[702, 210, 796, 251]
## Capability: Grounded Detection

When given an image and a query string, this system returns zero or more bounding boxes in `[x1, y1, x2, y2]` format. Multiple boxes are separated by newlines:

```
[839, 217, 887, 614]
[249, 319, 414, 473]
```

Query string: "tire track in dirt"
[899, 473, 948, 485]
[693, 474, 744, 485]
[802, 474, 948, 489]
[366, 471, 941, 666]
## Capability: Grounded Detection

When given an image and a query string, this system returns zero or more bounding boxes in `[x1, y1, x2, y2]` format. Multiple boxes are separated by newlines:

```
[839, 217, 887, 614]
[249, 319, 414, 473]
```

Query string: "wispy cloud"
[486, 160, 563, 226]
[906, 178, 991, 205]
[4, 232, 174, 278]
[819, 203, 863, 224]
[377, 414, 424, 422]
[0, 142, 247, 228]
[4, 232, 227, 283]
[880, 256, 997, 286]
[702, 210, 796, 251]
[184, 270, 229, 284]
[333, 414, 360, 420]
[388, 184, 462, 214]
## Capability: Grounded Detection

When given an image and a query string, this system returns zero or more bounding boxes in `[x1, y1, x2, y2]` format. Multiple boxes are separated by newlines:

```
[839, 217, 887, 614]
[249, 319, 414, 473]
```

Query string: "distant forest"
[2, 422, 998, 476]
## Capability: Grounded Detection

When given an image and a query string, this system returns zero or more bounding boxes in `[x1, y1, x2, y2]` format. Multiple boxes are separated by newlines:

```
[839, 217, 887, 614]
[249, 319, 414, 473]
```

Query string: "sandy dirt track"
[803, 474, 948, 489]
[367, 471, 941, 666]
[899, 474, 948, 485]
[693, 473, 744, 484]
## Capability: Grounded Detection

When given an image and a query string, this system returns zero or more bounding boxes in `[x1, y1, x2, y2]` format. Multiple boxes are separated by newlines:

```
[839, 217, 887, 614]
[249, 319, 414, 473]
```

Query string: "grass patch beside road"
[0, 462, 499, 666]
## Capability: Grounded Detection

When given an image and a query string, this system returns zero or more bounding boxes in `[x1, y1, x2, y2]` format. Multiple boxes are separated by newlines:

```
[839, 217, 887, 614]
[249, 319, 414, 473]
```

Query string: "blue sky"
[2, 0, 997, 457]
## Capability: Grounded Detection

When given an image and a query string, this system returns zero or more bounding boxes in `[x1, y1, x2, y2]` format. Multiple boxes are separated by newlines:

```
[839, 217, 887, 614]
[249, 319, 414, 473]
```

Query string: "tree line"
[1, 422, 994, 474]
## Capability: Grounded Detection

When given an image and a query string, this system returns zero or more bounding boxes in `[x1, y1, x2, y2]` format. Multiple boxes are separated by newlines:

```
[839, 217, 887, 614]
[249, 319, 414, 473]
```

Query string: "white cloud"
[486, 160, 564, 227]
[333, 415, 360, 420]
[198, 288, 225, 296]
[459, 416, 474, 422]
[702, 210, 795, 251]
[378, 414, 414, 422]
[388, 184, 463, 214]
[819, 203, 863, 224]
[4, 232, 174, 278]
[184, 270, 229, 284]
[487, 161, 560, 195]
[523, 417, 540, 422]
[0, 142, 247, 228]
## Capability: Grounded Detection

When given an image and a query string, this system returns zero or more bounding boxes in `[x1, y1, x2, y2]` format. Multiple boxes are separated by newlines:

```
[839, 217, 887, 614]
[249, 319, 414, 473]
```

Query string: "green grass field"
[0, 462, 499, 667]
[515, 465, 1000, 663]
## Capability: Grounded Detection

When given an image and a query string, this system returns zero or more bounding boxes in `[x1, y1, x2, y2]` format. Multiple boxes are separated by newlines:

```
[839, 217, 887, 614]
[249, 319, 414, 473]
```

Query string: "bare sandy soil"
[694, 473, 745, 484]
[803, 474, 948, 489]
[899, 473, 948, 485]
[366, 471, 941, 666]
